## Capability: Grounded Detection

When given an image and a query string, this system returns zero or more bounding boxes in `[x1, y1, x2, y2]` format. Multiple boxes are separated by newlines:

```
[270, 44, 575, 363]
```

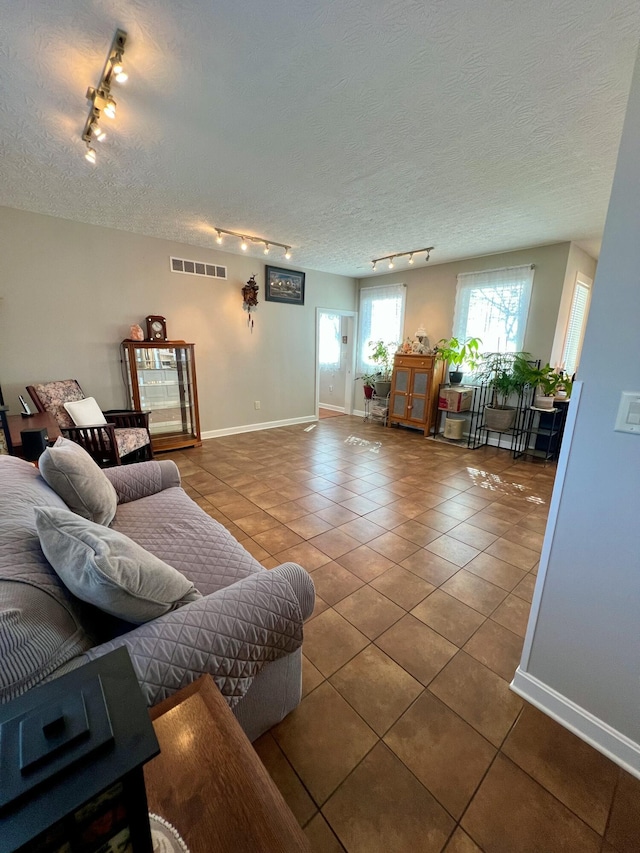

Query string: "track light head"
[104, 97, 116, 119]
[388, 258, 394, 269]
[215, 230, 223, 244]
[408, 253, 414, 265]
[284, 247, 292, 260]
[91, 121, 106, 142]
[112, 54, 128, 83]
[85, 145, 96, 164]
[371, 261, 377, 271]
[425, 249, 431, 262]
[240, 238, 248, 251]
[264, 243, 270, 255]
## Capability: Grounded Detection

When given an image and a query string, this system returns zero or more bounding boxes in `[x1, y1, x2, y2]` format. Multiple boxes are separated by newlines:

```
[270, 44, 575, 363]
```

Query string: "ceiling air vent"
[170, 256, 227, 280]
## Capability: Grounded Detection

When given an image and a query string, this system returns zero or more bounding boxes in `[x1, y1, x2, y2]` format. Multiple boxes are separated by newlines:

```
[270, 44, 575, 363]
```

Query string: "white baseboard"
[511, 667, 640, 778]
[318, 403, 345, 413]
[201, 415, 317, 440]
[352, 408, 365, 418]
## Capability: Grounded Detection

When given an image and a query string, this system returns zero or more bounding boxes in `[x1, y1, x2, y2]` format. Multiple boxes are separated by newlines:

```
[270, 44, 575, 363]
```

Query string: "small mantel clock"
[145, 315, 167, 341]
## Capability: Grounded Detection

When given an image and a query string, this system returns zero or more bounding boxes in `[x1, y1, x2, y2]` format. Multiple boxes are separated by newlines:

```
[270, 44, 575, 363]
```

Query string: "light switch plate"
[614, 391, 640, 434]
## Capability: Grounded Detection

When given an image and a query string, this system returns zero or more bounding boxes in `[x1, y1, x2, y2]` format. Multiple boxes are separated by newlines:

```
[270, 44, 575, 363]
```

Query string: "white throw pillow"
[63, 397, 107, 427]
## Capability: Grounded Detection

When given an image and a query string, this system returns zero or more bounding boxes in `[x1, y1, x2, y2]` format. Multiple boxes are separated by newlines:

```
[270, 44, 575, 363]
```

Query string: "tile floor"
[161, 415, 640, 853]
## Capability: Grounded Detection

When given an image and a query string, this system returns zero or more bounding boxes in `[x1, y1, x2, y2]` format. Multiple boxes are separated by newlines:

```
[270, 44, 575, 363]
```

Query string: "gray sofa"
[0, 455, 315, 740]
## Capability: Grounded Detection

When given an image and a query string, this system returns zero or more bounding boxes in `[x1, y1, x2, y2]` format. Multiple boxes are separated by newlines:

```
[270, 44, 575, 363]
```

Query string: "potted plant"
[435, 336, 482, 385]
[554, 371, 573, 401]
[368, 340, 395, 398]
[356, 372, 377, 399]
[475, 350, 531, 431]
[518, 363, 562, 409]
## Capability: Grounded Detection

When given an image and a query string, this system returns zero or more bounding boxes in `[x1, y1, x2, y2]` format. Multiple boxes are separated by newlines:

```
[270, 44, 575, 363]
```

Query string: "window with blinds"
[357, 284, 406, 375]
[561, 276, 592, 376]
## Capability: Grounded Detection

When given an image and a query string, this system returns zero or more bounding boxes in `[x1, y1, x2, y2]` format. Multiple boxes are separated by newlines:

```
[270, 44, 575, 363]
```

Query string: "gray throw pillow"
[35, 506, 202, 624]
[38, 437, 118, 526]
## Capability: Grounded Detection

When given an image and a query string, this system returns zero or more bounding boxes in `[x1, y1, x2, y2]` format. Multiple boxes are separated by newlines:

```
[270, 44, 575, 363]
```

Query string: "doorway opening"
[315, 309, 357, 418]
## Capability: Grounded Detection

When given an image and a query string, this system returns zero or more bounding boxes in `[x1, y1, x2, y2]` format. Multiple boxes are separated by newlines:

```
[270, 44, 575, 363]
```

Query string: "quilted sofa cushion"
[111, 487, 263, 596]
[35, 507, 202, 624]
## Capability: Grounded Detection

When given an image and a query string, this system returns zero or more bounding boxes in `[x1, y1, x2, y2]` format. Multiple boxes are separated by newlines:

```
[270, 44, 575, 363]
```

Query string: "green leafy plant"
[435, 336, 482, 370]
[475, 351, 532, 408]
[516, 363, 573, 398]
[368, 340, 396, 381]
[356, 372, 377, 389]
[555, 371, 573, 399]
[518, 363, 561, 397]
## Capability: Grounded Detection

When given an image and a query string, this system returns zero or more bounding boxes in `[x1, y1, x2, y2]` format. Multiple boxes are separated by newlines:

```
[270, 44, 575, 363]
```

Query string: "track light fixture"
[213, 227, 294, 261]
[371, 246, 434, 271]
[81, 29, 128, 164]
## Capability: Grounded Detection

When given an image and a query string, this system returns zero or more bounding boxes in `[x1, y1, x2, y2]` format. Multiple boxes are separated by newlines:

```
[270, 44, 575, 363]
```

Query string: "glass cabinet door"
[122, 342, 201, 451]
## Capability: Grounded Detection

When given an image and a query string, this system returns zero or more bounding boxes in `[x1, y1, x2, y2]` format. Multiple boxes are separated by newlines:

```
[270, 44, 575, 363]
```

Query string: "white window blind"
[357, 284, 406, 374]
[561, 277, 591, 376]
[453, 265, 534, 353]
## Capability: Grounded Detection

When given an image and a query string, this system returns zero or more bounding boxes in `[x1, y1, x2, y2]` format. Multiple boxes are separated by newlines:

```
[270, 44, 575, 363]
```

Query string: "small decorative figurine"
[129, 323, 144, 341]
[241, 275, 259, 332]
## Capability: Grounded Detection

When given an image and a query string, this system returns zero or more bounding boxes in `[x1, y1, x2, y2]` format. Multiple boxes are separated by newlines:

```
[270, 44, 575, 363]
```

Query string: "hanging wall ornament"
[241, 275, 259, 332]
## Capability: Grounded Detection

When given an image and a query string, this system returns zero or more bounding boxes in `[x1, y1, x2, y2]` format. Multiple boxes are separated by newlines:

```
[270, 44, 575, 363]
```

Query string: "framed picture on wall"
[265, 266, 305, 306]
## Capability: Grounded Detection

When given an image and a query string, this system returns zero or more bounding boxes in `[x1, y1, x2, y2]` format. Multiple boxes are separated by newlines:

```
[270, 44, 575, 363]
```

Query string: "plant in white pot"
[435, 336, 482, 385]
[368, 340, 395, 398]
[475, 351, 531, 431]
[518, 363, 573, 409]
[521, 363, 561, 409]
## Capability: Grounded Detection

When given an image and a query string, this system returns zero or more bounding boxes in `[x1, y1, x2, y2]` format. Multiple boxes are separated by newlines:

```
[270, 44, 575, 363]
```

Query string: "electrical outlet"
[254, 401, 260, 410]
[329, 385, 333, 393]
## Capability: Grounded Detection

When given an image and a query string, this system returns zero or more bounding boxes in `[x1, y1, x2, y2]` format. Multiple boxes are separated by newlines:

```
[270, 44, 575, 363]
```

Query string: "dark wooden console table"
[144, 676, 310, 852]
[8, 412, 61, 456]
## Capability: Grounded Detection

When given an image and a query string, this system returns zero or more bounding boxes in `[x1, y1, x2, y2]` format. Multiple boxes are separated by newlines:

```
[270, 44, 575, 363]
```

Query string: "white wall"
[512, 50, 640, 775]
[359, 242, 572, 363]
[0, 208, 356, 434]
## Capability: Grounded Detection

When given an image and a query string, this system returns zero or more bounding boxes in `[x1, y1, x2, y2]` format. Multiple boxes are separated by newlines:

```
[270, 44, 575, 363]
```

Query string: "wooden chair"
[27, 380, 153, 467]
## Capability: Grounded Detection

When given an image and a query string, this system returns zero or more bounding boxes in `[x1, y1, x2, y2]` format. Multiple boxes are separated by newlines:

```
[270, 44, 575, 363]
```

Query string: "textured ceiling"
[0, 1, 639, 277]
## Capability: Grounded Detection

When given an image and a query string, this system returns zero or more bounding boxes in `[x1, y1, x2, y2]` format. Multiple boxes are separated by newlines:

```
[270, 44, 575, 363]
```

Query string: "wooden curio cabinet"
[121, 341, 202, 452]
[388, 353, 444, 437]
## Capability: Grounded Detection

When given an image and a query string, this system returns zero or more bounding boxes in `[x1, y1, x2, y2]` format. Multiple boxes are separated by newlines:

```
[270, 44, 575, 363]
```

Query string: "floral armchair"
[27, 380, 153, 467]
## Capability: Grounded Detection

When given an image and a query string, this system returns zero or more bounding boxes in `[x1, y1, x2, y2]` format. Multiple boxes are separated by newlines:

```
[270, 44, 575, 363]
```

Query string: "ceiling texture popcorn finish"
[0, 1, 639, 276]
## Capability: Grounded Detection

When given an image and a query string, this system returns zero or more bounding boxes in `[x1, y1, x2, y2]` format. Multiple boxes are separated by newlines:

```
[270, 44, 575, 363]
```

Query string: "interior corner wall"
[0, 208, 356, 433]
[512, 49, 640, 775]
[358, 242, 571, 363]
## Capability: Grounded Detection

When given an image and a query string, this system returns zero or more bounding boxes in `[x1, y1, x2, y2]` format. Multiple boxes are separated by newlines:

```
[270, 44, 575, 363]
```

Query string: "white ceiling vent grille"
[170, 256, 227, 280]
